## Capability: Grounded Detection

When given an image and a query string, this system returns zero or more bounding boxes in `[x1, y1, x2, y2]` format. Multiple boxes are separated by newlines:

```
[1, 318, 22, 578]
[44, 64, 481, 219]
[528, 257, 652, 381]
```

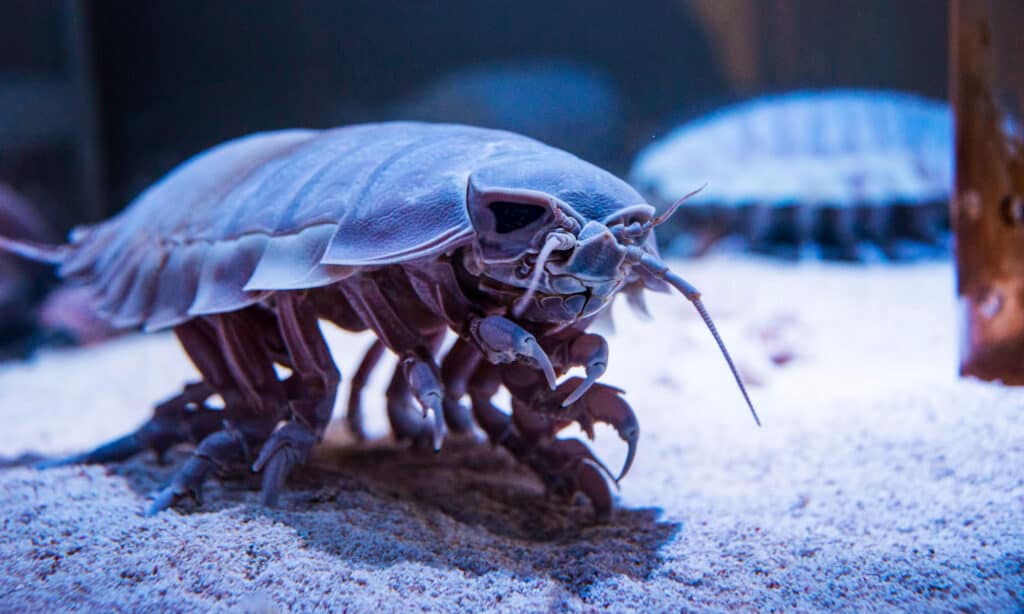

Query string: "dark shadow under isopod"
[19, 435, 680, 598]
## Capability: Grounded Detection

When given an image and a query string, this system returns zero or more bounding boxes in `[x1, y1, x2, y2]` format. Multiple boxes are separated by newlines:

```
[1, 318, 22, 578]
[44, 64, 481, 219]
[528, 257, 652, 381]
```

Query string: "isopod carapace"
[630, 89, 952, 260]
[1, 122, 757, 518]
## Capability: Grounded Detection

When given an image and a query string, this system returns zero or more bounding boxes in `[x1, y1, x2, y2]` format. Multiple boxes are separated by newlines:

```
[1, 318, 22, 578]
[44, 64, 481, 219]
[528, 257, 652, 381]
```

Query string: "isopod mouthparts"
[513, 231, 577, 317]
[0, 121, 759, 518]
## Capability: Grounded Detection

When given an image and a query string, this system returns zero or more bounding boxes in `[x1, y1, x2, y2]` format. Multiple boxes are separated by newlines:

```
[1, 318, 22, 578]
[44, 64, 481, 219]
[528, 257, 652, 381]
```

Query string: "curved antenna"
[649, 183, 707, 229]
[512, 232, 576, 317]
[635, 251, 761, 427]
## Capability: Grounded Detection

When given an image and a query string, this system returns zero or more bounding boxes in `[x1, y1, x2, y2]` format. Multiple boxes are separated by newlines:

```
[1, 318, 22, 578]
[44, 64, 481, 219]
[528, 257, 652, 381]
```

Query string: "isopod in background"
[0, 122, 758, 519]
[630, 89, 953, 260]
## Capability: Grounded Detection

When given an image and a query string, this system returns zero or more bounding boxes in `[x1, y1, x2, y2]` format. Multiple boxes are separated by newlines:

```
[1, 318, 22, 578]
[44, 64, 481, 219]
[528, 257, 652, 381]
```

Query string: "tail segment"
[0, 235, 67, 265]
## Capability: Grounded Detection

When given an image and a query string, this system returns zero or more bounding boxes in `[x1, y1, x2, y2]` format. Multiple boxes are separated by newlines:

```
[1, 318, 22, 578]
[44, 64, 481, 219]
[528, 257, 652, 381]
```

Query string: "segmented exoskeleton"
[1, 123, 757, 518]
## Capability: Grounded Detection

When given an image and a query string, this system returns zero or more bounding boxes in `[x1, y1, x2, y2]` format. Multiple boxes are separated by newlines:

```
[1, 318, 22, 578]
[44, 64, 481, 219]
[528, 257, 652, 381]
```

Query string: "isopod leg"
[468, 315, 557, 390]
[865, 205, 897, 258]
[468, 362, 515, 446]
[148, 314, 284, 514]
[469, 363, 616, 520]
[745, 203, 775, 254]
[906, 203, 943, 246]
[558, 333, 608, 407]
[345, 339, 386, 441]
[794, 204, 819, 259]
[525, 438, 614, 520]
[37, 381, 221, 469]
[146, 421, 268, 516]
[385, 331, 448, 450]
[385, 361, 434, 446]
[831, 207, 861, 261]
[254, 293, 340, 507]
[402, 346, 448, 451]
[438, 337, 481, 434]
[511, 377, 638, 481]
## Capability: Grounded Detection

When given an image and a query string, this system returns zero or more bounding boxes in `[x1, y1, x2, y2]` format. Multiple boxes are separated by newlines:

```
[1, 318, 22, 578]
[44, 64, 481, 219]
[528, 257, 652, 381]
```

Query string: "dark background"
[0, 0, 947, 233]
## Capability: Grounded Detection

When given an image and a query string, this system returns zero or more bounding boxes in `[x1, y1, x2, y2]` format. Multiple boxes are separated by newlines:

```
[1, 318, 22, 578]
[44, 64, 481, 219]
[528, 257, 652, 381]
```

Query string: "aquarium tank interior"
[0, 2, 1020, 612]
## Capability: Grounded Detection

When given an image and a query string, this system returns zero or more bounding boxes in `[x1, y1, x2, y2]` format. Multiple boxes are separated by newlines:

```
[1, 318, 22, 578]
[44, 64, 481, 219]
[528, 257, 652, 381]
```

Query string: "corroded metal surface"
[953, 0, 1024, 384]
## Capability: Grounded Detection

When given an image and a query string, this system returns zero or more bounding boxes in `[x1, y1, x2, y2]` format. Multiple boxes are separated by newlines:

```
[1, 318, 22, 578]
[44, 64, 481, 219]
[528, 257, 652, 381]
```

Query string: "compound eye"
[489, 201, 546, 234]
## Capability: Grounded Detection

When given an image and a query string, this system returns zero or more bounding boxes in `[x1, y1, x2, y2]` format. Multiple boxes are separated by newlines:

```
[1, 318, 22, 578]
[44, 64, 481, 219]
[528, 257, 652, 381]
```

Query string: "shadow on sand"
[15, 435, 680, 597]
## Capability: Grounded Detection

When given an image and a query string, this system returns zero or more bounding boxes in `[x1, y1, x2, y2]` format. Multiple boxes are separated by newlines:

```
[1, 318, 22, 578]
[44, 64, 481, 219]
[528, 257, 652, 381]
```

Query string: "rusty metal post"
[952, 0, 1024, 384]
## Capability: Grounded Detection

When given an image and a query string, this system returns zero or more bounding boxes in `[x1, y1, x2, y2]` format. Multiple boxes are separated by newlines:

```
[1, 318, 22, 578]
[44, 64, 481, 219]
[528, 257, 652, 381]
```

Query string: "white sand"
[1, 257, 1021, 612]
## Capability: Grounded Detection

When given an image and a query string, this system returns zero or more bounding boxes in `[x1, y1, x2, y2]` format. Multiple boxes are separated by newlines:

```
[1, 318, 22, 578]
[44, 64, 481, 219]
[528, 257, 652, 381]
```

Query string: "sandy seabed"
[0, 256, 1021, 612]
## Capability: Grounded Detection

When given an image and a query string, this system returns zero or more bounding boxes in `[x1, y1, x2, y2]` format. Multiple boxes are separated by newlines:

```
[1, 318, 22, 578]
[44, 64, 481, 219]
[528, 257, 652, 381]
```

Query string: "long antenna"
[636, 252, 761, 427]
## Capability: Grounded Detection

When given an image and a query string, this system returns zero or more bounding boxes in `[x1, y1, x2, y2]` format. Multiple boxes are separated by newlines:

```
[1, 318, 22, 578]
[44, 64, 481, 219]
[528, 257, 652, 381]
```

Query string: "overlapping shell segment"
[630, 90, 952, 259]
[53, 122, 640, 333]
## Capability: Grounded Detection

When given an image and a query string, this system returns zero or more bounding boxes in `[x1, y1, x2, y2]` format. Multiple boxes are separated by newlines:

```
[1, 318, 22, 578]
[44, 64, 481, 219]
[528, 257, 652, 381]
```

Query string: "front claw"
[470, 315, 557, 390]
[530, 438, 615, 521]
[560, 379, 639, 482]
[577, 460, 614, 522]
[561, 334, 608, 407]
[581, 383, 639, 482]
[252, 421, 317, 507]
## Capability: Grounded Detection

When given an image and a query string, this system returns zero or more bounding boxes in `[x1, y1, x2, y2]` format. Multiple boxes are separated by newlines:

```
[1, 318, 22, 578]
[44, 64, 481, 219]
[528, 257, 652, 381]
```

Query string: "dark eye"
[489, 201, 545, 234]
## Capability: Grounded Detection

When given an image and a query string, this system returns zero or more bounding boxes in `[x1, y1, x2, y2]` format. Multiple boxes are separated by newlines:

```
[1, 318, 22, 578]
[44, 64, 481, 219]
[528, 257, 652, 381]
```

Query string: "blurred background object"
[0, 0, 949, 357]
[0, 184, 52, 359]
[385, 59, 624, 169]
[683, 0, 947, 97]
[87, 0, 724, 202]
[3, 0, 947, 223]
[952, 0, 1024, 384]
[0, 1, 104, 232]
[0, 183, 117, 358]
[630, 90, 952, 261]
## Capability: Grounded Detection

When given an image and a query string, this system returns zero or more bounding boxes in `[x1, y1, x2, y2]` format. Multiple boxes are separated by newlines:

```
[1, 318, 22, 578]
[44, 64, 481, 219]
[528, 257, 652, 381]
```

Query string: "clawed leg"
[386, 362, 437, 449]
[558, 333, 608, 407]
[513, 377, 639, 482]
[469, 363, 624, 520]
[384, 344, 449, 451]
[402, 348, 447, 451]
[526, 438, 615, 520]
[153, 298, 340, 512]
[147, 416, 275, 515]
[745, 203, 775, 253]
[468, 361, 517, 447]
[253, 419, 317, 507]
[469, 315, 556, 389]
[907, 203, 942, 246]
[147, 310, 288, 514]
[37, 381, 221, 468]
[438, 337, 481, 434]
[42, 298, 346, 513]
[253, 294, 339, 507]
[831, 207, 861, 261]
[345, 339, 386, 441]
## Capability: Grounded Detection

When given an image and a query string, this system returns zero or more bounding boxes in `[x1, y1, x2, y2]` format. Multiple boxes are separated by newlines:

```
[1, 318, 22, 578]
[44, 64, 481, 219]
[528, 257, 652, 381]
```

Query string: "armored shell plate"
[58, 122, 644, 332]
